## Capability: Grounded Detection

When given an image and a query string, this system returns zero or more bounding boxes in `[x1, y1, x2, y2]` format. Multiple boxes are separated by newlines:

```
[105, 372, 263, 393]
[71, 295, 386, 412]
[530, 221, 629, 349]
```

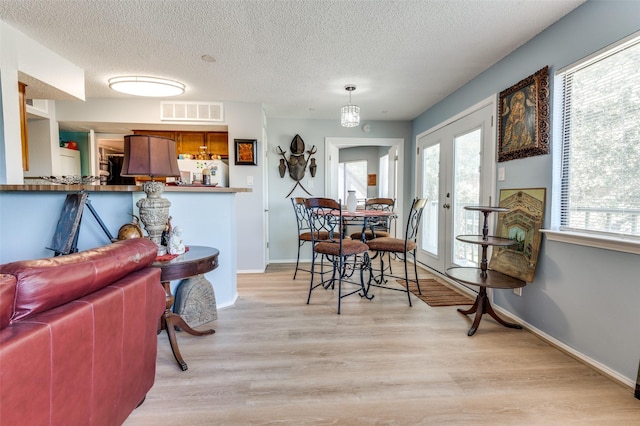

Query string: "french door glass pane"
[421, 144, 440, 255]
[452, 128, 482, 267]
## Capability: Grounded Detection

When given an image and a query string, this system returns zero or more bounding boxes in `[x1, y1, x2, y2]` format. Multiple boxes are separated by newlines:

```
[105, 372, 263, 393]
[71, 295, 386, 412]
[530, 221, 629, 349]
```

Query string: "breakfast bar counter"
[0, 184, 251, 309]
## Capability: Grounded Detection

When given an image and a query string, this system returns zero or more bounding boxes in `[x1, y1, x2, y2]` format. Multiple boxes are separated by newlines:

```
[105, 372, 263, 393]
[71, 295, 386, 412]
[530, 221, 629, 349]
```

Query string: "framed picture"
[234, 139, 257, 165]
[367, 174, 377, 186]
[497, 66, 550, 162]
[488, 188, 546, 282]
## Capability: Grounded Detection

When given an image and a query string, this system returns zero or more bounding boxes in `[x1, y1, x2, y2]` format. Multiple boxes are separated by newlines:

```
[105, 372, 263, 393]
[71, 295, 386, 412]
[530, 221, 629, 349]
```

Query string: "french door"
[416, 101, 496, 275]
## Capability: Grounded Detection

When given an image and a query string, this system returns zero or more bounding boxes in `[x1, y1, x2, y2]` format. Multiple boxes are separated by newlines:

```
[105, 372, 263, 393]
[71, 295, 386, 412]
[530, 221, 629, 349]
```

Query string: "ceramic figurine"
[168, 225, 186, 255]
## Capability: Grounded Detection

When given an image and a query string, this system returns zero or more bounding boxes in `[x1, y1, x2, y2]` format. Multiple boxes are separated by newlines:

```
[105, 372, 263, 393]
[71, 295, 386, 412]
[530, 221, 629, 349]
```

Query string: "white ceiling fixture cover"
[108, 76, 185, 97]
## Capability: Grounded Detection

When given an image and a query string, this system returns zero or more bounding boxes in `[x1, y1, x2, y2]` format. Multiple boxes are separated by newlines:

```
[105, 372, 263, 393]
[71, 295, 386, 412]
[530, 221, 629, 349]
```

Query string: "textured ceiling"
[0, 0, 585, 125]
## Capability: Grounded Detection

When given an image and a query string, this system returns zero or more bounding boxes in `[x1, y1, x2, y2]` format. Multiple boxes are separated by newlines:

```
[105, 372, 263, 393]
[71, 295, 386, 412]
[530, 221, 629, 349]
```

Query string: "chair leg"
[294, 239, 303, 279]
[308, 250, 330, 304]
[377, 251, 387, 283]
[403, 254, 413, 307]
[412, 249, 422, 295]
[360, 252, 374, 300]
[307, 249, 316, 304]
[337, 256, 343, 314]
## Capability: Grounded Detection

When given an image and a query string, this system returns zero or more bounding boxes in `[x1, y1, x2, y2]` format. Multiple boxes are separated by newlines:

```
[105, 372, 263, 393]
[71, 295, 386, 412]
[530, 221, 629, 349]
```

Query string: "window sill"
[540, 229, 640, 255]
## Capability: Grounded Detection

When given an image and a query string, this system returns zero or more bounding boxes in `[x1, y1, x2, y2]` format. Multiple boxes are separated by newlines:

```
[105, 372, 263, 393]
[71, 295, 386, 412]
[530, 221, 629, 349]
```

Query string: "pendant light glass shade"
[341, 84, 360, 127]
[108, 76, 185, 97]
[341, 104, 360, 127]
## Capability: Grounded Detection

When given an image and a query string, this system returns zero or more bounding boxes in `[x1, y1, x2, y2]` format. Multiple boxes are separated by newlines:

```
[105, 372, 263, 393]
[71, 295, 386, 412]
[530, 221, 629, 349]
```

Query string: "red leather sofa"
[0, 239, 165, 426]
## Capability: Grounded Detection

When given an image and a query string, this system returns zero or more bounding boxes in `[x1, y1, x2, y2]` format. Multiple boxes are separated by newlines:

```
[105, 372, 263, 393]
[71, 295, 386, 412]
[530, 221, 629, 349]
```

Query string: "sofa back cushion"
[0, 238, 158, 322]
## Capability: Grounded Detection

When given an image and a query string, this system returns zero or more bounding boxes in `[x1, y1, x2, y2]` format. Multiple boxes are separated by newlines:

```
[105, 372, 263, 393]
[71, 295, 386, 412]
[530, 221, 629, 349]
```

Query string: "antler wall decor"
[277, 134, 317, 197]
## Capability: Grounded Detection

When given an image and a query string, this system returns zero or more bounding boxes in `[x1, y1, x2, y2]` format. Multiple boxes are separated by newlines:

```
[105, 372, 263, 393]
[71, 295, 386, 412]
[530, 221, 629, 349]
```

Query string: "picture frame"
[497, 66, 550, 162]
[367, 174, 377, 186]
[488, 188, 546, 282]
[234, 139, 257, 166]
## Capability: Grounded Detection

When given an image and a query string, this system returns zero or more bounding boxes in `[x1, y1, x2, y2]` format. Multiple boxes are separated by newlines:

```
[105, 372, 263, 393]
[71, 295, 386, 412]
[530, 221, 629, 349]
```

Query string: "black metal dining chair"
[349, 197, 395, 241]
[365, 198, 428, 307]
[305, 197, 372, 314]
[291, 197, 329, 279]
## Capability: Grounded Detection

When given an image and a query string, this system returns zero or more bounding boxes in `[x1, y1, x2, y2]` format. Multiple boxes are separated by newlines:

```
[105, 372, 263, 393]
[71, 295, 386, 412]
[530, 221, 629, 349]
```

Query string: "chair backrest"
[364, 198, 395, 212]
[364, 198, 396, 233]
[291, 197, 311, 235]
[304, 197, 342, 243]
[404, 198, 428, 246]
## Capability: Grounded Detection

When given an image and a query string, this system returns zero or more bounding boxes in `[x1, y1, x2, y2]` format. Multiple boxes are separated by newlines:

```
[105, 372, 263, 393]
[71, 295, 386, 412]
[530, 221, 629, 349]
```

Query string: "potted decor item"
[346, 190, 357, 213]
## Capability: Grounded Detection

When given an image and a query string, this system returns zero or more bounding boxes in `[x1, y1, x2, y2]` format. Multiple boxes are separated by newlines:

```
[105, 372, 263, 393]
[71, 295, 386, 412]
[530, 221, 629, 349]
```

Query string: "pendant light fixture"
[108, 76, 185, 97]
[341, 84, 360, 127]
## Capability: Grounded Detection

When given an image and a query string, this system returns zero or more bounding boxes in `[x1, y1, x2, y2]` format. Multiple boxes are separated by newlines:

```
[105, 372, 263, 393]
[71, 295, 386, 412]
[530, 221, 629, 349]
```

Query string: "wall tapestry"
[489, 188, 546, 282]
[498, 66, 550, 162]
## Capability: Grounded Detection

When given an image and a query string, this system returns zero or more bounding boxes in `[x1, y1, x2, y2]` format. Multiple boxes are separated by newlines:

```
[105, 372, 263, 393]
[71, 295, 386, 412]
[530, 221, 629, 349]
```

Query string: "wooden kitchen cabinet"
[132, 130, 228, 159]
[132, 130, 176, 140]
[177, 132, 206, 155]
[206, 132, 229, 158]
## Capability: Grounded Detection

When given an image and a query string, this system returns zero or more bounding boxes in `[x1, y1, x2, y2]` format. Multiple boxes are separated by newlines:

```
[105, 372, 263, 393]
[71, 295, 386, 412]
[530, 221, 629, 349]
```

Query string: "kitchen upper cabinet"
[132, 130, 228, 159]
[206, 132, 229, 158]
[177, 132, 206, 155]
[132, 130, 176, 140]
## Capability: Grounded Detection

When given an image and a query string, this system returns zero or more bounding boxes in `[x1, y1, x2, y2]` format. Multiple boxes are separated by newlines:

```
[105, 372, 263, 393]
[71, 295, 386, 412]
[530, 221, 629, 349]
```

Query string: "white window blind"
[559, 35, 640, 238]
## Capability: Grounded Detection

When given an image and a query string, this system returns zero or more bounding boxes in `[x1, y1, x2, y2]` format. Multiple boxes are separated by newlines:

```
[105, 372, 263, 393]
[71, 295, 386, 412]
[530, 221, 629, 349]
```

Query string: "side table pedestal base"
[457, 286, 522, 336]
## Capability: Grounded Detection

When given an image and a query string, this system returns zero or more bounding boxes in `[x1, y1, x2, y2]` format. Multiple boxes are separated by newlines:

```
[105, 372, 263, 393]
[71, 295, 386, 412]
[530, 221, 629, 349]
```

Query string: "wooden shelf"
[447, 205, 525, 336]
[445, 267, 525, 289]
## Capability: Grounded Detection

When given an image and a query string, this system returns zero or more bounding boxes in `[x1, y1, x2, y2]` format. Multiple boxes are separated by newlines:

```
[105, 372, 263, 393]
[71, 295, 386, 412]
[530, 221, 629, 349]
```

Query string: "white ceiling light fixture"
[108, 76, 185, 97]
[341, 84, 360, 127]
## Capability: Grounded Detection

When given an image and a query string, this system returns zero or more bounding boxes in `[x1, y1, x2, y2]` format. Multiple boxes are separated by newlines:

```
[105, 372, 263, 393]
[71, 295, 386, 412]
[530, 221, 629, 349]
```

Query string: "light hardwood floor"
[125, 262, 640, 425]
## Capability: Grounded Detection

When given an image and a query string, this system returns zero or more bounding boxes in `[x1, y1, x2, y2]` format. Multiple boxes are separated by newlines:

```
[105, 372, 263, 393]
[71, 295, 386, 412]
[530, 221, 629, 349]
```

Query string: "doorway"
[416, 98, 496, 275]
[325, 138, 404, 235]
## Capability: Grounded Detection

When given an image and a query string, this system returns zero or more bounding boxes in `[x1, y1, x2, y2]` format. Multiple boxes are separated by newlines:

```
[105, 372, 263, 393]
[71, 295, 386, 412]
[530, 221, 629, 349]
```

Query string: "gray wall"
[412, 1, 640, 384]
[266, 118, 411, 264]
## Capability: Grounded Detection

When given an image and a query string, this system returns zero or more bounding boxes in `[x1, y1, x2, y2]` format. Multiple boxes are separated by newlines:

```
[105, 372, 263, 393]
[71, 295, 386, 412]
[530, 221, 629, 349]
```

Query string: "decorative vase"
[346, 190, 357, 213]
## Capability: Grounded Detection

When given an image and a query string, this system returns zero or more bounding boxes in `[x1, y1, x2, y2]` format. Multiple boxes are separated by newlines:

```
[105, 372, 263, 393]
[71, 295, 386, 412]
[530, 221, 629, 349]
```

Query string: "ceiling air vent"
[160, 101, 224, 122]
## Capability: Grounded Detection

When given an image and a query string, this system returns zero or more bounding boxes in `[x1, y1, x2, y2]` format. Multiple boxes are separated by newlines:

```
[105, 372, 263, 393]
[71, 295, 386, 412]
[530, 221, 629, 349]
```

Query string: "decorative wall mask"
[277, 134, 317, 197]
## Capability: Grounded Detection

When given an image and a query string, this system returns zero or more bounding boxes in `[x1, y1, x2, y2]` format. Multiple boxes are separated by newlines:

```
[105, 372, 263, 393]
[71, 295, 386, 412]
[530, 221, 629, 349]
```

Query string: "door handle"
[442, 203, 450, 209]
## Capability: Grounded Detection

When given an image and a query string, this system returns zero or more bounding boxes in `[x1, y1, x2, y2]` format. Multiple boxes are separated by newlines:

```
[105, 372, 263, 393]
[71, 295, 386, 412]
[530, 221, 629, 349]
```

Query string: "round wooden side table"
[152, 246, 219, 371]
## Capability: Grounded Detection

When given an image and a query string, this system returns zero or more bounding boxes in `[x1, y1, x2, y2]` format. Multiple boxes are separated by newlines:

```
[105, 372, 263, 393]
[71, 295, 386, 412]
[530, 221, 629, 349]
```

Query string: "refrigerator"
[177, 159, 228, 187]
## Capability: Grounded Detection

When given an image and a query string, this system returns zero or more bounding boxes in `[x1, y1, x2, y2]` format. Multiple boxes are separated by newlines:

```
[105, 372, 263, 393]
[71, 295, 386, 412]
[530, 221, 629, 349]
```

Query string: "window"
[338, 160, 367, 204]
[558, 34, 640, 239]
